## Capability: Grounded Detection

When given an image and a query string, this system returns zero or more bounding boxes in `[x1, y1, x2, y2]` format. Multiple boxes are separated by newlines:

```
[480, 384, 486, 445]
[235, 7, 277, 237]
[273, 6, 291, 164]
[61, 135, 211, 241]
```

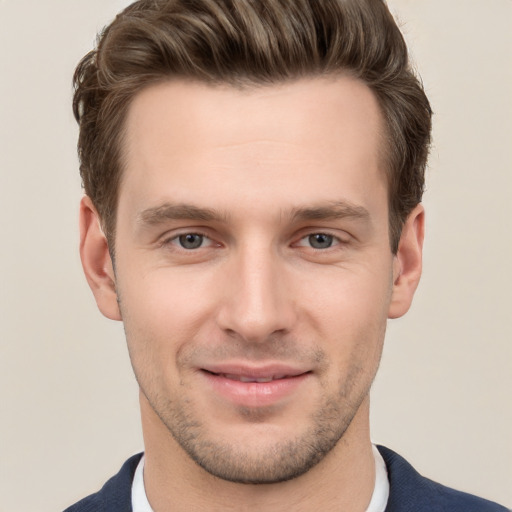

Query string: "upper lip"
[200, 362, 310, 380]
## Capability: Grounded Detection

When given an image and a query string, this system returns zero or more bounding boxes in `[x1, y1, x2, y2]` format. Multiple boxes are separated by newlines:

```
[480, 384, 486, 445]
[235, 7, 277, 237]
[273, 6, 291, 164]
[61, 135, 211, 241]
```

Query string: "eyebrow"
[289, 201, 371, 223]
[138, 203, 228, 226]
[137, 200, 371, 228]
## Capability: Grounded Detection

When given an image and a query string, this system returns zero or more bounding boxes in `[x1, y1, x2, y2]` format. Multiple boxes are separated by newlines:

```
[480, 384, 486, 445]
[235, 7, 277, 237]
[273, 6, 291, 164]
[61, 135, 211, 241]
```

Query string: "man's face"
[110, 76, 403, 483]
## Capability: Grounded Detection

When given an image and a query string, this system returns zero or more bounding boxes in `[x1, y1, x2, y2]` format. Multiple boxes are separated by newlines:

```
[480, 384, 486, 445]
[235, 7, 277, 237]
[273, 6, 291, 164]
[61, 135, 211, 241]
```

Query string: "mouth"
[203, 371, 302, 383]
[199, 365, 312, 407]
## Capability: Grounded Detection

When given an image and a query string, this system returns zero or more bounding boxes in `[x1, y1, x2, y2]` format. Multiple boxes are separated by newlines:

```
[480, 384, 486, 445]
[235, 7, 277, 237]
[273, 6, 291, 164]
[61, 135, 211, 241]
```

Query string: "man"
[65, 0, 508, 510]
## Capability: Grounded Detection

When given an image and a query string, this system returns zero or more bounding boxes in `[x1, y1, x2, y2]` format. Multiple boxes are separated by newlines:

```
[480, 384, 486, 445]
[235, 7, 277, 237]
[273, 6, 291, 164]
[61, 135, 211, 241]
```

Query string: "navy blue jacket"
[64, 446, 509, 511]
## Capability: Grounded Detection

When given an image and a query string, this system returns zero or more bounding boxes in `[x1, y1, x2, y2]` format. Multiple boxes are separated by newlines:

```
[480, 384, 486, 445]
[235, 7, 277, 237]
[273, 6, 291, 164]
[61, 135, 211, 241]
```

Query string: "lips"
[207, 372, 293, 383]
[201, 363, 308, 379]
[200, 364, 311, 407]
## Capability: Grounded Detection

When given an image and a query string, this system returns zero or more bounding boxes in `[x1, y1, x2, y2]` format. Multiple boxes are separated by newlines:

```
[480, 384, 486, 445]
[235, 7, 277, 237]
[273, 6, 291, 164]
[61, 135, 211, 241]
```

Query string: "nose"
[216, 246, 296, 343]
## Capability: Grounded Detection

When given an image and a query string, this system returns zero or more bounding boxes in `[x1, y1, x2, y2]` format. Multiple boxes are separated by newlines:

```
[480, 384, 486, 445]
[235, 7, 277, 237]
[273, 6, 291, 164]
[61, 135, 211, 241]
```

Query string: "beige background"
[0, 1, 510, 510]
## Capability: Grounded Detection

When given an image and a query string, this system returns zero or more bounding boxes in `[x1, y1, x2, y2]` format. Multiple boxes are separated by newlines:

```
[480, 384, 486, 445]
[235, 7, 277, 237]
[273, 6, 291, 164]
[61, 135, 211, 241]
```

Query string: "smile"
[200, 367, 312, 407]
[208, 372, 292, 383]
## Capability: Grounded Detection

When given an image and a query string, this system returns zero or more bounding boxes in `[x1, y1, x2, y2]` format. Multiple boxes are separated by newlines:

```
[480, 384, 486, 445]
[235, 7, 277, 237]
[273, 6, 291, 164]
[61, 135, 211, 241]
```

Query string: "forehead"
[119, 76, 387, 223]
[124, 76, 384, 159]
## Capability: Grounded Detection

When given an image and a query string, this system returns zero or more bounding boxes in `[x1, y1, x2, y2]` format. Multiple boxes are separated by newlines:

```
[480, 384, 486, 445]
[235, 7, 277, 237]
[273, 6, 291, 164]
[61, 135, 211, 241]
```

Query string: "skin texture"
[80, 76, 424, 511]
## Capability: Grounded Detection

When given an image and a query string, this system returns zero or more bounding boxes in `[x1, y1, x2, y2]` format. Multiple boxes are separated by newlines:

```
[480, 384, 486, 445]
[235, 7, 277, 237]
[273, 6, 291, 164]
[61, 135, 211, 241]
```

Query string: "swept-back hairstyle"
[73, 0, 432, 252]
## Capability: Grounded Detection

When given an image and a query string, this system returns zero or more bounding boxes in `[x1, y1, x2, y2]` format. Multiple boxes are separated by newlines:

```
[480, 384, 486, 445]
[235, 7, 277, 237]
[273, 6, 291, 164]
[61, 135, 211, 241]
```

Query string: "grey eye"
[178, 233, 204, 249]
[308, 233, 334, 249]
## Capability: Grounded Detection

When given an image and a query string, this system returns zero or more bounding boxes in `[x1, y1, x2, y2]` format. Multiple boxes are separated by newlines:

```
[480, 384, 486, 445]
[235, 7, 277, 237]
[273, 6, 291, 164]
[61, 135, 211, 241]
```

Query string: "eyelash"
[161, 231, 345, 251]
[294, 233, 341, 250]
[163, 232, 215, 250]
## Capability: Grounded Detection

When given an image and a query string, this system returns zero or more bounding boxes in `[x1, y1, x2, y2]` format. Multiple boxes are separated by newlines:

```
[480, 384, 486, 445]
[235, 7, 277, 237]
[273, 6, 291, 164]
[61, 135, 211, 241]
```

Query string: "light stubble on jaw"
[123, 299, 383, 485]
[140, 362, 368, 485]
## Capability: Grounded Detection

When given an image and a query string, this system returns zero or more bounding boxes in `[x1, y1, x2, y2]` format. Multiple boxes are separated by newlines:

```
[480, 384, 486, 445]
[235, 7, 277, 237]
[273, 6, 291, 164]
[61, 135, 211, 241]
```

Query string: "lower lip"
[201, 371, 310, 408]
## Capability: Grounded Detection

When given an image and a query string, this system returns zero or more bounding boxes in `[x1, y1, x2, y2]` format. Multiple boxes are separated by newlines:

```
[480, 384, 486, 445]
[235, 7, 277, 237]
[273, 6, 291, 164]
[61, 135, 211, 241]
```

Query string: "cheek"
[119, 264, 217, 323]
[301, 264, 391, 366]
[117, 269, 217, 374]
[301, 261, 393, 323]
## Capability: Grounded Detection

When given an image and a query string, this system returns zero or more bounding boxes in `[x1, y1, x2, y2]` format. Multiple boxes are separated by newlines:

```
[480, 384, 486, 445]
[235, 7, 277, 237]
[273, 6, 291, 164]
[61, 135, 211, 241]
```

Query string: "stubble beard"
[139, 367, 370, 485]
[120, 295, 384, 486]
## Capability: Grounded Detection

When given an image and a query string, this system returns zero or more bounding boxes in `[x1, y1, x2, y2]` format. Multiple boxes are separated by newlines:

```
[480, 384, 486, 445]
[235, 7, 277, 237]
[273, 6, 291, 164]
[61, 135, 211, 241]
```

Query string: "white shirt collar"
[132, 445, 389, 512]
[366, 444, 390, 512]
[131, 454, 153, 512]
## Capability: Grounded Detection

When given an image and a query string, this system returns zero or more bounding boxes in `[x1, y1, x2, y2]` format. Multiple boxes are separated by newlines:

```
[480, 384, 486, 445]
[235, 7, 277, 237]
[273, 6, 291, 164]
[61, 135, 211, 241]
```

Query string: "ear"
[79, 196, 122, 321]
[388, 204, 425, 319]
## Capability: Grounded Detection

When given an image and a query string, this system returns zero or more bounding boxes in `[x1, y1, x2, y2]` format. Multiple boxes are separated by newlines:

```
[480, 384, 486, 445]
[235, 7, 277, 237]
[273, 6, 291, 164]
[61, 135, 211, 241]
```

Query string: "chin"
[159, 395, 359, 485]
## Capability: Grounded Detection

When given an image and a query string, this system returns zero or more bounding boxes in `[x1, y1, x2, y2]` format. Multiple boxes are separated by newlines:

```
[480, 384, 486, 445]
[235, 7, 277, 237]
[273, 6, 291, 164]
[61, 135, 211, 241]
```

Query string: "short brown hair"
[73, 0, 432, 253]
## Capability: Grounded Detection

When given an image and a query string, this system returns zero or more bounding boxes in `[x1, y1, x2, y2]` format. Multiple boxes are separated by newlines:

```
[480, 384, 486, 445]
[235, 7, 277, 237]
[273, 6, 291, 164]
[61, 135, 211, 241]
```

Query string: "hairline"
[104, 71, 398, 256]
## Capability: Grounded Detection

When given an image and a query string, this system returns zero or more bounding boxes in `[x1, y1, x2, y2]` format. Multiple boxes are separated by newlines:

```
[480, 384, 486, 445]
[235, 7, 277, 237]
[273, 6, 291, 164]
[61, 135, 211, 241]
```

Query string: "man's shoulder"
[63, 453, 142, 512]
[377, 445, 509, 512]
[63, 448, 509, 512]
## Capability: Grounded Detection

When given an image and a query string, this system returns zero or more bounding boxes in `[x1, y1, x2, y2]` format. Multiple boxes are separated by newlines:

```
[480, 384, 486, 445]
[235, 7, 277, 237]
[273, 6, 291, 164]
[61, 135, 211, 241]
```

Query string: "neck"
[141, 392, 375, 512]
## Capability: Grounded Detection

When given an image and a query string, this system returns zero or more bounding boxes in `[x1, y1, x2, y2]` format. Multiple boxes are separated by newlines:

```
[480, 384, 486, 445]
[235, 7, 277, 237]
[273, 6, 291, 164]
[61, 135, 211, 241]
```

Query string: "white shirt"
[132, 445, 389, 512]
[367, 444, 390, 512]
[131, 455, 153, 512]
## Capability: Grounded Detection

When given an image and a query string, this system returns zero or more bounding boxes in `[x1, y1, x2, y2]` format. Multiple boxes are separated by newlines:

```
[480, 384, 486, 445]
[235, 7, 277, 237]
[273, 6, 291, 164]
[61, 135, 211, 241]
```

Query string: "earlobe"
[79, 196, 122, 321]
[388, 204, 425, 319]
